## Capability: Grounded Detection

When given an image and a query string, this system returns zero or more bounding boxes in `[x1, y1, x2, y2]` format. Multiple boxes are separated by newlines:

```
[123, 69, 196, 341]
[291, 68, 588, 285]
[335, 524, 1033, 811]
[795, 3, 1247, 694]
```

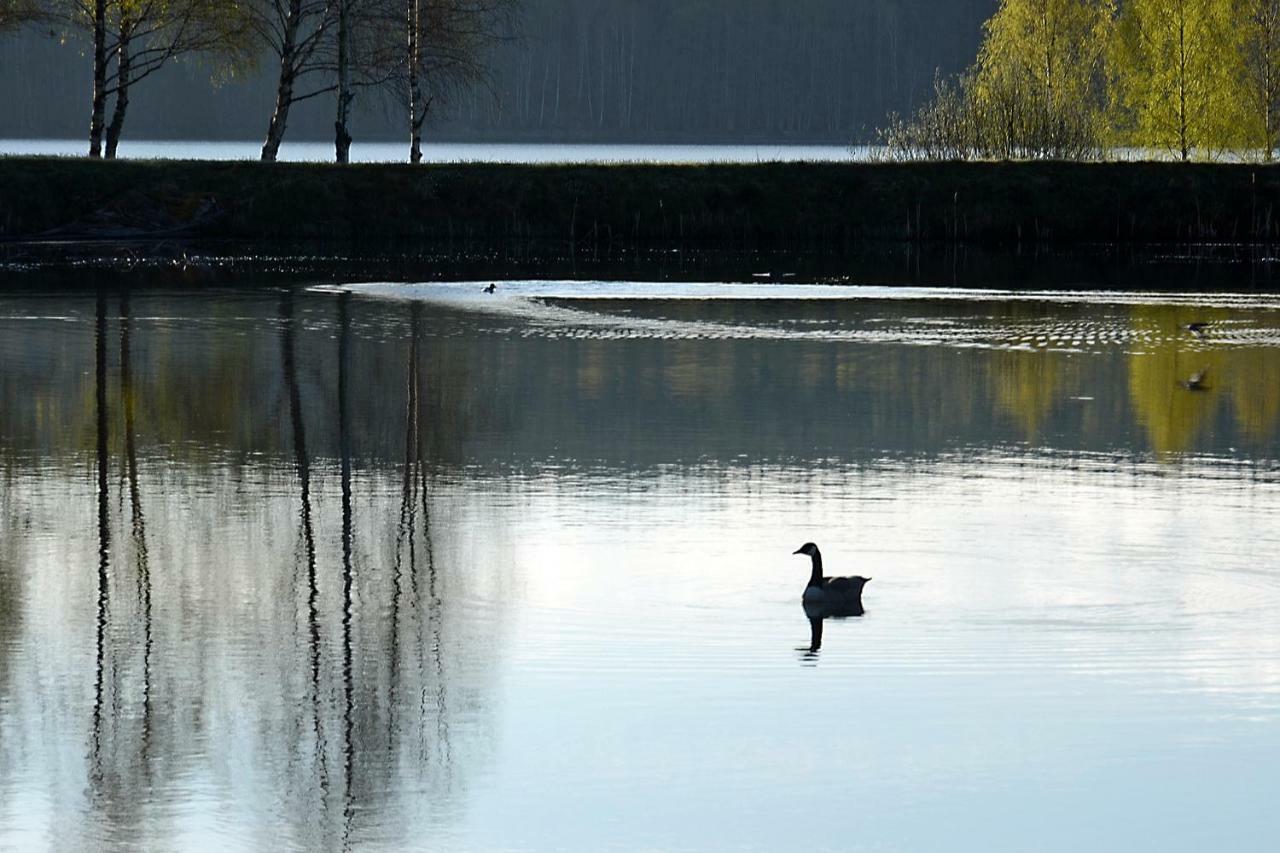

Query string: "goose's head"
[793, 543, 819, 558]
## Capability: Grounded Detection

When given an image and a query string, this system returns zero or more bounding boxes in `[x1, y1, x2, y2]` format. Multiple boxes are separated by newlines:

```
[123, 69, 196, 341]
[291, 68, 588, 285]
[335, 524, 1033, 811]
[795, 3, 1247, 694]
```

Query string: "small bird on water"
[1180, 367, 1210, 391]
[793, 543, 871, 617]
[1185, 321, 1210, 338]
[483, 283, 497, 294]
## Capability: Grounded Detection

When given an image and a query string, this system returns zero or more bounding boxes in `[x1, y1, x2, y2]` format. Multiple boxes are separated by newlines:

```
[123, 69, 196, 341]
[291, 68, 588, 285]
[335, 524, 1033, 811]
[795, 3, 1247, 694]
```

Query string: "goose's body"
[794, 543, 870, 616]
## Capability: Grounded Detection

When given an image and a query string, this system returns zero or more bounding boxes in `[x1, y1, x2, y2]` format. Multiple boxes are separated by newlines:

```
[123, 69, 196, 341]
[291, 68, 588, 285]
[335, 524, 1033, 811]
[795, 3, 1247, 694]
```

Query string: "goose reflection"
[801, 596, 868, 657]
[1180, 367, 1211, 392]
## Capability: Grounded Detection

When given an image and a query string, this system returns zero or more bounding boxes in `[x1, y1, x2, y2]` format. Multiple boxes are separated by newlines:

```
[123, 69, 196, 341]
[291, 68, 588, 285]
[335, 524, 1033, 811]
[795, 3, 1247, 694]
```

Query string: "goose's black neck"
[807, 549, 824, 588]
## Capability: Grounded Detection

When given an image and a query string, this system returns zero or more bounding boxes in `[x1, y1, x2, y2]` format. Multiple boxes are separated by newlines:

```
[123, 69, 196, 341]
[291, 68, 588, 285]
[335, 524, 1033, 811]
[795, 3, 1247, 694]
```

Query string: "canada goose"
[483, 283, 497, 294]
[793, 543, 871, 616]
[1180, 367, 1210, 391]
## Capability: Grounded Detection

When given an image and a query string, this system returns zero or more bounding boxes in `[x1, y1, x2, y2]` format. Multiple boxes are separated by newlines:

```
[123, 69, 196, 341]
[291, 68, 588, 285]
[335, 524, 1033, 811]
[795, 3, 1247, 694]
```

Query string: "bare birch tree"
[335, 0, 353, 161]
[365, 0, 515, 162]
[246, 0, 390, 163]
[101, 1, 247, 158]
[302, 0, 514, 163]
[244, 0, 338, 161]
[46, 0, 245, 158]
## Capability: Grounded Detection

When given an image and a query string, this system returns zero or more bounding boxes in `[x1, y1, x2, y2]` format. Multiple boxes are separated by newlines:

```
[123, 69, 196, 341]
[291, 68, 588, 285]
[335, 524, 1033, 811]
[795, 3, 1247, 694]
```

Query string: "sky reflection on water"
[0, 139, 859, 164]
[1, 284, 1279, 851]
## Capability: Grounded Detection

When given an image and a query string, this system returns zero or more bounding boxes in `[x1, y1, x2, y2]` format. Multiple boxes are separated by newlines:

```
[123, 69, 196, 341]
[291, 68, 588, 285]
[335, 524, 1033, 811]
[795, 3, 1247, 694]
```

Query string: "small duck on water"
[793, 542, 871, 616]
[483, 283, 497, 294]
[1180, 367, 1210, 391]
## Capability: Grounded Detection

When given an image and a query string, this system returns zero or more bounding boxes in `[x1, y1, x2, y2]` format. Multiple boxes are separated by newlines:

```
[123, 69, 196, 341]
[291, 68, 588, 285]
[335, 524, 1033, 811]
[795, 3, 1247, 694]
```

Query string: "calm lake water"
[2, 280, 1280, 851]
[0, 139, 860, 163]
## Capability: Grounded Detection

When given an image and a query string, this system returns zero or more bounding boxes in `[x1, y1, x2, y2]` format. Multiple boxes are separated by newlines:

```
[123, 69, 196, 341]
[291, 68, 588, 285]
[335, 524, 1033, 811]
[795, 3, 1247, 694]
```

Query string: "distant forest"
[0, 1, 996, 143]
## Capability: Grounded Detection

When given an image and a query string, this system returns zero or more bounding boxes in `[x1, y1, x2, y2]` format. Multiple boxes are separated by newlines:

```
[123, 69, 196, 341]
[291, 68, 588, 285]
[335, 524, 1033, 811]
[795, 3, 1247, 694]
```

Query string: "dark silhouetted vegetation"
[6, 156, 1280, 246]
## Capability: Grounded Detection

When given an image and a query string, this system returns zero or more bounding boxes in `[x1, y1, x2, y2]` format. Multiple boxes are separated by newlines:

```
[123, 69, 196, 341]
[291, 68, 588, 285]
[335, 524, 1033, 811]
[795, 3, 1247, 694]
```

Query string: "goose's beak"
[792, 548, 804, 555]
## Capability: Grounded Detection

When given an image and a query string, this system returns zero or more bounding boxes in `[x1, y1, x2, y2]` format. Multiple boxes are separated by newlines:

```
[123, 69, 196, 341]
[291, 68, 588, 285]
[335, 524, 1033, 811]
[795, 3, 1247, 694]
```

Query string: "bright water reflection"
[1, 285, 1279, 851]
[0, 139, 860, 163]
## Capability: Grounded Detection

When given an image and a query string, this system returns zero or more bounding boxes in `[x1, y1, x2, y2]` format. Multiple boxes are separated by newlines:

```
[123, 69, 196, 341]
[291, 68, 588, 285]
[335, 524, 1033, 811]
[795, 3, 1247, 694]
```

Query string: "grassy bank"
[3, 157, 1280, 247]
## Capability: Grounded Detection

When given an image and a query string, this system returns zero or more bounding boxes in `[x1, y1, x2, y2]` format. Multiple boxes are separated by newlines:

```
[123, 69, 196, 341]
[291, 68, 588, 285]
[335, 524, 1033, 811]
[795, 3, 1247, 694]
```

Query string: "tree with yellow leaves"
[1110, 0, 1242, 161]
[971, 0, 1115, 159]
[1235, 0, 1280, 160]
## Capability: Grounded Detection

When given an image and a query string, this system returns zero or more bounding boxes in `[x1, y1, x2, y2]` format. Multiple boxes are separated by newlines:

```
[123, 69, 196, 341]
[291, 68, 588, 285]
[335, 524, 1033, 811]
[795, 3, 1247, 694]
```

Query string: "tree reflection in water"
[0, 287, 1277, 846]
[3, 294, 1279, 467]
[0, 290, 508, 848]
[269, 292, 483, 846]
[90, 291, 110, 785]
[78, 292, 164, 842]
[280, 288, 330, 827]
[121, 293, 154, 767]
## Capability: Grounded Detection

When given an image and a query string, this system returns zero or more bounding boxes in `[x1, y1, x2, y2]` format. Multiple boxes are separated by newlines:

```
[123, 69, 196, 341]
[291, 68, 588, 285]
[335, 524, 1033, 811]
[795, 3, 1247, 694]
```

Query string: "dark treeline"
[0, 1, 996, 143]
[9, 158, 1280, 246]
